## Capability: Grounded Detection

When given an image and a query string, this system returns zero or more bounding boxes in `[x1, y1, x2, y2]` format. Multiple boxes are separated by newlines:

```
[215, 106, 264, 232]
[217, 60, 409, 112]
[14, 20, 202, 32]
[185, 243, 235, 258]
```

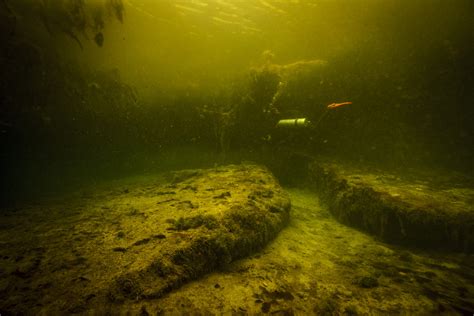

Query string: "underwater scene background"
[1, 0, 474, 314]
[1, 0, 473, 202]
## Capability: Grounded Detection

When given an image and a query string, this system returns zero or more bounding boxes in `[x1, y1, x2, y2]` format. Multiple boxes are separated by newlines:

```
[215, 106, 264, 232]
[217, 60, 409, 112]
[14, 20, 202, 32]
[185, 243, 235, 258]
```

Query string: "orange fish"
[327, 101, 352, 109]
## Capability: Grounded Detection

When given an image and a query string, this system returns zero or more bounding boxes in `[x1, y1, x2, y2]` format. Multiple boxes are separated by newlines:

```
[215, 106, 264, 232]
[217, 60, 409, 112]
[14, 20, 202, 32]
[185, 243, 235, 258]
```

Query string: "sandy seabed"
[1, 165, 473, 315]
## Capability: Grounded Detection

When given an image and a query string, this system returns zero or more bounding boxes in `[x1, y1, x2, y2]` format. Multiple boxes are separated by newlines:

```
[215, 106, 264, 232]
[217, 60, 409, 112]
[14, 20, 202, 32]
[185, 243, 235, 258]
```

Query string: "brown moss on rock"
[167, 214, 219, 231]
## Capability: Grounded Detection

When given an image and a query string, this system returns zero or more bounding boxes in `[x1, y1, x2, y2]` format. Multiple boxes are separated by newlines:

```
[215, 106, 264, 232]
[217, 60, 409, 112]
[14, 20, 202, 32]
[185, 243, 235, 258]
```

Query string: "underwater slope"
[309, 159, 474, 252]
[0, 164, 290, 314]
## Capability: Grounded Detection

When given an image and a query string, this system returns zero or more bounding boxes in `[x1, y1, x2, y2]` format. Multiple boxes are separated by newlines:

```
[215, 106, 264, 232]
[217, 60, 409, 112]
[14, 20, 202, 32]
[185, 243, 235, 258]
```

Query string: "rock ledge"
[309, 160, 474, 252]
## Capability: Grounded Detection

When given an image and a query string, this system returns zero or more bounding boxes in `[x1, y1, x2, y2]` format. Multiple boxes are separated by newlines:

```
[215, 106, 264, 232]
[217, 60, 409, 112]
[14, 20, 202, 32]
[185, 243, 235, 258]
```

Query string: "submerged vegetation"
[38, 0, 124, 49]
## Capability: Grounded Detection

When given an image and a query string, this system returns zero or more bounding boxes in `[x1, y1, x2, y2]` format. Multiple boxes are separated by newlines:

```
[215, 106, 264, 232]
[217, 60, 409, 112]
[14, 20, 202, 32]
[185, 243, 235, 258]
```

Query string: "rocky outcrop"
[107, 164, 291, 301]
[309, 160, 474, 252]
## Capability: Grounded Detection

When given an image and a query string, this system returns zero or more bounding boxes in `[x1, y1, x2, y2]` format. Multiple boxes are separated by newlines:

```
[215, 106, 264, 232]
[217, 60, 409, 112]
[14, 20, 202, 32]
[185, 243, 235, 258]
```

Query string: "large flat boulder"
[0, 164, 290, 314]
[107, 164, 291, 302]
[309, 160, 474, 252]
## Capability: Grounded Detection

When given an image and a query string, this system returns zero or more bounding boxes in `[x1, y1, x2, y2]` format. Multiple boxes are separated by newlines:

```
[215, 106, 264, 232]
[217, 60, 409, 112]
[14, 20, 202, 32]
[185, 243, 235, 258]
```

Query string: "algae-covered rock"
[0, 163, 290, 313]
[104, 163, 291, 301]
[309, 160, 474, 252]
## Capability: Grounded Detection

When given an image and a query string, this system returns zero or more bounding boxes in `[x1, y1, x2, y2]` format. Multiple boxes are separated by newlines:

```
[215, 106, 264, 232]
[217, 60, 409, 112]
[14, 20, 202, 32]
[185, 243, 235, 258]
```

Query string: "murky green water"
[1, 1, 473, 314]
[1, 0, 473, 203]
